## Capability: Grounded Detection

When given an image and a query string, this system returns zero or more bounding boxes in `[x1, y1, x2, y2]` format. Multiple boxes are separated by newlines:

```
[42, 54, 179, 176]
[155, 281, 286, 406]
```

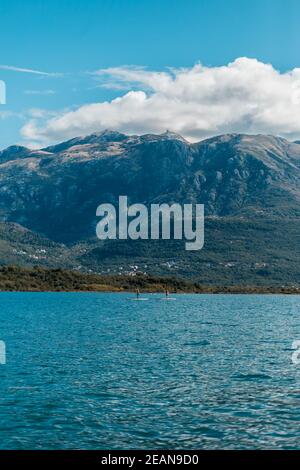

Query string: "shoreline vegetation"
[0, 266, 299, 294]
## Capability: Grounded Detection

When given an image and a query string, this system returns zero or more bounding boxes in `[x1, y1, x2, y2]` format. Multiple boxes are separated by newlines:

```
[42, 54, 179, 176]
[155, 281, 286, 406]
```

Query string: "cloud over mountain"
[21, 57, 300, 146]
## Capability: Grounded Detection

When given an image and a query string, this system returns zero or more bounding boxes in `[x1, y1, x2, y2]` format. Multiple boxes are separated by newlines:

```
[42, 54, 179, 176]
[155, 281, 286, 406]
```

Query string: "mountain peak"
[0, 145, 29, 154]
[95, 129, 128, 141]
[0, 145, 30, 163]
[160, 130, 187, 142]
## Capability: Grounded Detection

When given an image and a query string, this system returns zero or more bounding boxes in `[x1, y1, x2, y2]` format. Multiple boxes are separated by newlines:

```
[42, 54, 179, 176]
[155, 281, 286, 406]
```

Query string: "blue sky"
[1, 0, 300, 148]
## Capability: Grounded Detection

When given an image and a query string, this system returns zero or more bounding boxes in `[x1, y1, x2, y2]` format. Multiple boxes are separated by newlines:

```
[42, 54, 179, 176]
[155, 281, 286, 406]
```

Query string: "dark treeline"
[0, 265, 299, 294]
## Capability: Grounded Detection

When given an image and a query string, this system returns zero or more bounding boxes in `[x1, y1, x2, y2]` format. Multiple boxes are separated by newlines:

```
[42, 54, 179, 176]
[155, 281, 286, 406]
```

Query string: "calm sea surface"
[0, 292, 300, 449]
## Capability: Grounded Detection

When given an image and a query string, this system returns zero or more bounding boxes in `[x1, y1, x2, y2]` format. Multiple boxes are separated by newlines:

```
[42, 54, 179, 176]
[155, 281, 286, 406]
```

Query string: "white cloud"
[21, 58, 300, 146]
[0, 65, 62, 76]
[0, 111, 16, 119]
[24, 89, 56, 95]
[27, 108, 58, 118]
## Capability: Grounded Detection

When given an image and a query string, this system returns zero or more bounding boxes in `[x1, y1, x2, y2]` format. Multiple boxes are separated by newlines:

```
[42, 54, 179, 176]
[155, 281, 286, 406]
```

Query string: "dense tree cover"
[0, 266, 298, 293]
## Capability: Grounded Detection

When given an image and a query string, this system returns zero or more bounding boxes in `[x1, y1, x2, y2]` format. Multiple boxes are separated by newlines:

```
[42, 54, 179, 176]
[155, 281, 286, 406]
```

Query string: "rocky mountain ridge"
[0, 131, 299, 242]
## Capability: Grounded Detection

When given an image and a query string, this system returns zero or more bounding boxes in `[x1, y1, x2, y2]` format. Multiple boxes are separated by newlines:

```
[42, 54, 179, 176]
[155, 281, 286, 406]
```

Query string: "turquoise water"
[0, 292, 300, 449]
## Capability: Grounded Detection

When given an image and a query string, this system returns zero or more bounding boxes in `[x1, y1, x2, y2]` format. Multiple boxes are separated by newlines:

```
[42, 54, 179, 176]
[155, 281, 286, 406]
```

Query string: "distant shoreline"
[0, 266, 299, 294]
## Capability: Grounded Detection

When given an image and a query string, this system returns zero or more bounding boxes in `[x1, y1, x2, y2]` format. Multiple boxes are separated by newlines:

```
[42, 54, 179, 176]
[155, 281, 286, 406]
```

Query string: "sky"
[1, 0, 300, 149]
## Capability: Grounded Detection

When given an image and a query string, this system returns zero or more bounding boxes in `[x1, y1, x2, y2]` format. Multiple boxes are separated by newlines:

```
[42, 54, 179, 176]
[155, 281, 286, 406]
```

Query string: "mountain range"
[0, 130, 299, 285]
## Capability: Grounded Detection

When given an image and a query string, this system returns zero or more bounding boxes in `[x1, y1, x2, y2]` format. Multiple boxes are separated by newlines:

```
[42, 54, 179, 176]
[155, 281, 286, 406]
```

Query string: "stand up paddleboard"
[129, 297, 149, 301]
[129, 289, 148, 301]
[160, 289, 176, 300]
